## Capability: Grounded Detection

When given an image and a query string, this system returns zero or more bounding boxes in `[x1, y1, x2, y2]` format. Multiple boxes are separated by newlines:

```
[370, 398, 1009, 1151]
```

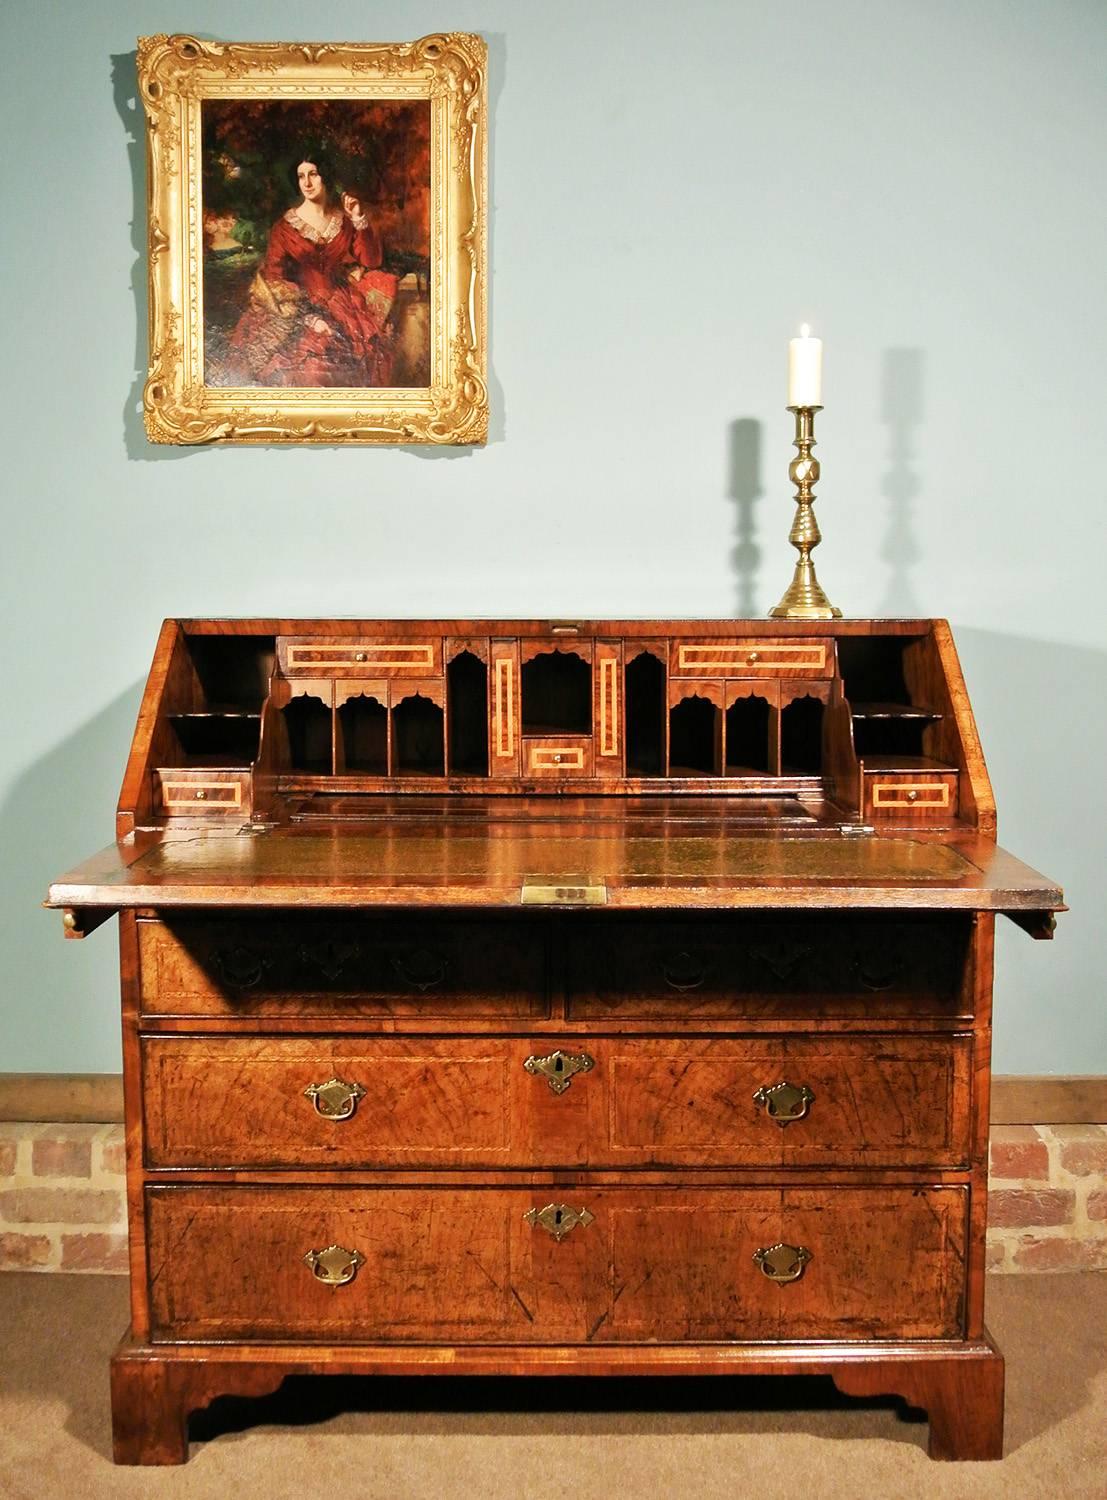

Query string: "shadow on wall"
[0, 683, 144, 1072]
[877, 348, 925, 617]
[727, 418, 763, 615]
[956, 628, 1105, 1074]
[110, 34, 506, 462]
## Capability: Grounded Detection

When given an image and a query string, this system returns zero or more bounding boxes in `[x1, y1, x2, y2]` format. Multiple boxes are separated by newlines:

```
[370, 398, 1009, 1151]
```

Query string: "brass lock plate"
[521, 874, 607, 906]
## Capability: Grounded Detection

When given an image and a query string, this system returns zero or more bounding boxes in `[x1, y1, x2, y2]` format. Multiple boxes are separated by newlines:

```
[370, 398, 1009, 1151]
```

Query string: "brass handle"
[391, 948, 448, 991]
[754, 1242, 812, 1283]
[524, 1203, 594, 1242]
[852, 953, 903, 992]
[211, 945, 269, 989]
[304, 1077, 367, 1120]
[300, 939, 360, 981]
[753, 1081, 814, 1126]
[303, 1244, 365, 1286]
[524, 1049, 594, 1094]
[660, 951, 707, 991]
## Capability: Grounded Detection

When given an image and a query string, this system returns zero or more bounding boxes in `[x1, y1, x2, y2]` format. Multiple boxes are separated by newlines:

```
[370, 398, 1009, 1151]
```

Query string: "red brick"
[61, 1232, 129, 1274]
[0, 1187, 121, 1225]
[1012, 1236, 1107, 1273]
[0, 1138, 17, 1177]
[0, 1231, 52, 1269]
[32, 1134, 92, 1179]
[100, 1135, 126, 1177]
[989, 1138, 1049, 1181]
[987, 1188, 1075, 1229]
[1088, 1190, 1107, 1221]
[1057, 1134, 1107, 1178]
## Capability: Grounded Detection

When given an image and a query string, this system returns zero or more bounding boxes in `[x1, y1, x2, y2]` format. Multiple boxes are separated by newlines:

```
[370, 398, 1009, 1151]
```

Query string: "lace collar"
[284, 206, 343, 245]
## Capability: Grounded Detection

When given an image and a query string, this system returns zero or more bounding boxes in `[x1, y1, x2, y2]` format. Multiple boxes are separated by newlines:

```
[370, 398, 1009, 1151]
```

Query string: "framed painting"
[138, 34, 487, 444]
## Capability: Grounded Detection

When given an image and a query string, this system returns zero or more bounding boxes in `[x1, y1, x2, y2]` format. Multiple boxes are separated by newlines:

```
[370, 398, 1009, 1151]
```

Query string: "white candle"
[788, 324, 823, 407]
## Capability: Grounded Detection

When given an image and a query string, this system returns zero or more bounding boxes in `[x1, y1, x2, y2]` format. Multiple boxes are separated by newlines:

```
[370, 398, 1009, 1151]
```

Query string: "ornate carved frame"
[138, 34, 487, 445]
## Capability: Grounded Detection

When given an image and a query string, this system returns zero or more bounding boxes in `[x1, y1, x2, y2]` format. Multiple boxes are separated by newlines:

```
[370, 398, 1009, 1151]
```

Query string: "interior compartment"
[282, 696, 332, 774]
[338, 695, 388, 775]
[625, 651, 666, 776]
[392, 693, 445, 775]
[780, 696, 824, 774]
[724, 696, 773, 775]
[521, 650, 592, 735]
[447, 652, 489, 775]
[186, 634, 276, 711]
[669, 696, 721, 776]
[166, 713, 261, 766]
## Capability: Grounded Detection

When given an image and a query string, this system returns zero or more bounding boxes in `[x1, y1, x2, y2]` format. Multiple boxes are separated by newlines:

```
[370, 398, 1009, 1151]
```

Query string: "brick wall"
[1, 1119, 1105, 1275]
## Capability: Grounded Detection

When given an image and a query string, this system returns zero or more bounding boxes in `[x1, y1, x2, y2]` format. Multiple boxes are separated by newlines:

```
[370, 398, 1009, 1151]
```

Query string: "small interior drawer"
[522, 737, 593, 776]
[155, 769, 250, 816]
[279, 638, 442, 677]
[669, 639, 832, 678]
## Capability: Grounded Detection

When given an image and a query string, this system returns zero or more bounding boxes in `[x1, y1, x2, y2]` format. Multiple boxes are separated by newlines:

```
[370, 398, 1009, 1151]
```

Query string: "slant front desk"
[47, 619, 1063, 1464]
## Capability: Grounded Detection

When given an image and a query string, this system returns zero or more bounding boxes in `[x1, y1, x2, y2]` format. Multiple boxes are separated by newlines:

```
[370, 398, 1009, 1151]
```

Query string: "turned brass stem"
[769, 405, 842, 621]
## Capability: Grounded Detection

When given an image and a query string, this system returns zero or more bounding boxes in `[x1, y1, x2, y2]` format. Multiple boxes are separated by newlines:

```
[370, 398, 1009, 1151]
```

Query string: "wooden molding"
[0, 1072, 1102, 1128]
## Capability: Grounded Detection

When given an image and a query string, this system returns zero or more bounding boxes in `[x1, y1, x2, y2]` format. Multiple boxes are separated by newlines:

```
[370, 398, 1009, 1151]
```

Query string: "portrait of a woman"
[223, 151, 399, 387]
[201, 102, 432, 390]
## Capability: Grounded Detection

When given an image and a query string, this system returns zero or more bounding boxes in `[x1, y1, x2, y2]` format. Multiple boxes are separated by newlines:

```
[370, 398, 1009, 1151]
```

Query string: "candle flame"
[800, 323, 811, 338]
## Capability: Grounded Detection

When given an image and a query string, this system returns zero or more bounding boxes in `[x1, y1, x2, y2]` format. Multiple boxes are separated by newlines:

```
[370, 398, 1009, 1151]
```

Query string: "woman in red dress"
[226, 154, 399, 387]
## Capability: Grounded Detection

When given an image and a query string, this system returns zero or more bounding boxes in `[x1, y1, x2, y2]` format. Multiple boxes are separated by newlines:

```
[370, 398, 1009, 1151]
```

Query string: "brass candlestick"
[769, 405, 841, 620]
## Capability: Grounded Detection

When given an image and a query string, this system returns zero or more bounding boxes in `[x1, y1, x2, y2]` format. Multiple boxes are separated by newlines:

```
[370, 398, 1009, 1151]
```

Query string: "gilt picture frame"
[138, 34, 487, 445]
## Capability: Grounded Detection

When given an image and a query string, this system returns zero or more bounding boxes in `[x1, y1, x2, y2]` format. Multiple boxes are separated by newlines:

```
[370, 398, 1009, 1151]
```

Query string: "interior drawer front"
[567, 914, 971, 1020]
[140, 1034, 970, 1171]
[138, 915, 548, 1018]
[279, 638, 442, 677]
[146, 1184, 966, 1344]
[669, 639, 831, 678]
[865, 774, 959, 823]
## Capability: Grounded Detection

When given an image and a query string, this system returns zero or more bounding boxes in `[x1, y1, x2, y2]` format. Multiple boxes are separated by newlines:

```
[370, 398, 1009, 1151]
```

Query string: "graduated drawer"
[146, 1184, 967, 1344]
[278, 637, 441, 677]
[137, 915, 548, 1019]
[140, 1034, 970, 1169]
[567, 914, 972, 1020]
[669, 639, 832, 678]
[155, 769, 251, 817]
[864, 771, 960, 824]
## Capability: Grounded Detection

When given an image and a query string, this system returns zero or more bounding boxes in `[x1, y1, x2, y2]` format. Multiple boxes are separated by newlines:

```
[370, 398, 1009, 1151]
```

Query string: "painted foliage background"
[201, 99, 431, 386]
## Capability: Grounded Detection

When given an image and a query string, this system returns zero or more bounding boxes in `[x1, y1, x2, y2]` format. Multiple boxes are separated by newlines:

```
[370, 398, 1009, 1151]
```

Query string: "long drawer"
[146, 1184, 967, 1344]
[137, 915, 549, 1019]
[140, 1034, 971, 1169]
[566, 914, 972, 1020]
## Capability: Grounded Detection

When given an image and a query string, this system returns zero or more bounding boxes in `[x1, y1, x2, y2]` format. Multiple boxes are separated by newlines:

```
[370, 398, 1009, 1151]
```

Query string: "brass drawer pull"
[304, 1077, 367, 1120]
[754, 1242, 812, 1283]
[524, 1049, 594, 1094]
[300, 939, 360, 981]
[753, 1081, 814, 1126]
[392, 948, 448, 991]
[211, 945, 269, 990]
[524, 1203, 594, 1242]
[660, 951, 707, 991]
[303, 1244, 365, 1286]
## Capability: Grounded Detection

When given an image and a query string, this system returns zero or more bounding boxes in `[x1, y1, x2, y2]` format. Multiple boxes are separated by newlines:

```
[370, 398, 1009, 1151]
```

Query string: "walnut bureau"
[47, 618, 1063, 1464]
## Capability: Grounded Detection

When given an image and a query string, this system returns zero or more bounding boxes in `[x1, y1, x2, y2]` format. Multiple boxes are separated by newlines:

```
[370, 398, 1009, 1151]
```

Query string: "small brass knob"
[195, 789, 207, 800]
[906, 789, 919, 803]
[553, 753, 563, 764]
[354, 651, 367, 662]
[747, 651, 761, 664]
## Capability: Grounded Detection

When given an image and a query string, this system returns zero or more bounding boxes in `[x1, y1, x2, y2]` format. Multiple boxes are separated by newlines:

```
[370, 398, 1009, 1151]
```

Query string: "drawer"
[522, 736, 593, 777]
[146, 1184, 967, 1344]
[865, 771, 959, 824]
[140, 1034, 971, 1170]
[137, 915, 548, 1019]
[669, 639, 832, 678]
[279, 637, 442, 678]
[155, 769, 250, 817]
[567, 914, 972, 1020]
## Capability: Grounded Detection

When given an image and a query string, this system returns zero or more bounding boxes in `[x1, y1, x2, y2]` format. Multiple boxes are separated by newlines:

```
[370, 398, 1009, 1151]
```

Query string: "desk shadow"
[727, 418, 764, 616]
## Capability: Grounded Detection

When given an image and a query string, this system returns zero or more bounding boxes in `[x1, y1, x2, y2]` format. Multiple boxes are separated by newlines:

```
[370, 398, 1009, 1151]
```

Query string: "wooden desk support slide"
[47, 619, 1063, 1464]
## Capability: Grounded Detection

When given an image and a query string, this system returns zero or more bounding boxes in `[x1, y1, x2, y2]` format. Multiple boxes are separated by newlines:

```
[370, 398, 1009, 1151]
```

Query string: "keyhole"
[554, 1209, 563, 1227]
[554, 1055, 564, 1073]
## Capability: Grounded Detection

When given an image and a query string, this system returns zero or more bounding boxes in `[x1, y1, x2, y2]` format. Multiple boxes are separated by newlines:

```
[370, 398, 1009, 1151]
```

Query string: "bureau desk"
[47, 618, 1063, 1464]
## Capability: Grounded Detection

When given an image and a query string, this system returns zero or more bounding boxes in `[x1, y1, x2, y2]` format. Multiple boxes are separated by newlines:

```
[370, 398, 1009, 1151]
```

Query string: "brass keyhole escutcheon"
[304, 1077, 367, 1120]
[524, 1203, 594, 1242]
[753, 1081, 814, 1126]
[303, 1244, 365, 1286]
[753, 1243, 812, 1283]
[524, 1049, 595, 1095]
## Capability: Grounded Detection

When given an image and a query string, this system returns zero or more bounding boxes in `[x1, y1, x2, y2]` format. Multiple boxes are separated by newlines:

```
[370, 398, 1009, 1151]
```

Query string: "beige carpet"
[1, 1273, 1104, 1499]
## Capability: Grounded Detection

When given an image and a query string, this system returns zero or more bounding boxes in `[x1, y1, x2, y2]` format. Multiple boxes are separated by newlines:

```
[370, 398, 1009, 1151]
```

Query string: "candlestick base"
[769, 405, 841, 621]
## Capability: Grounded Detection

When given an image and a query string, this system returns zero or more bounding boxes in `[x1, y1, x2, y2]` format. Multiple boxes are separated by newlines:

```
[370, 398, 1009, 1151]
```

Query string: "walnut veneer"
[47, 619, 1063, 1463]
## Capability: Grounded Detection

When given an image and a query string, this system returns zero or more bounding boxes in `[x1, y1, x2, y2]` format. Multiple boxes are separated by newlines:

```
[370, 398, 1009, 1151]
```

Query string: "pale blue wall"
[1, 1, 1103, 1074]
